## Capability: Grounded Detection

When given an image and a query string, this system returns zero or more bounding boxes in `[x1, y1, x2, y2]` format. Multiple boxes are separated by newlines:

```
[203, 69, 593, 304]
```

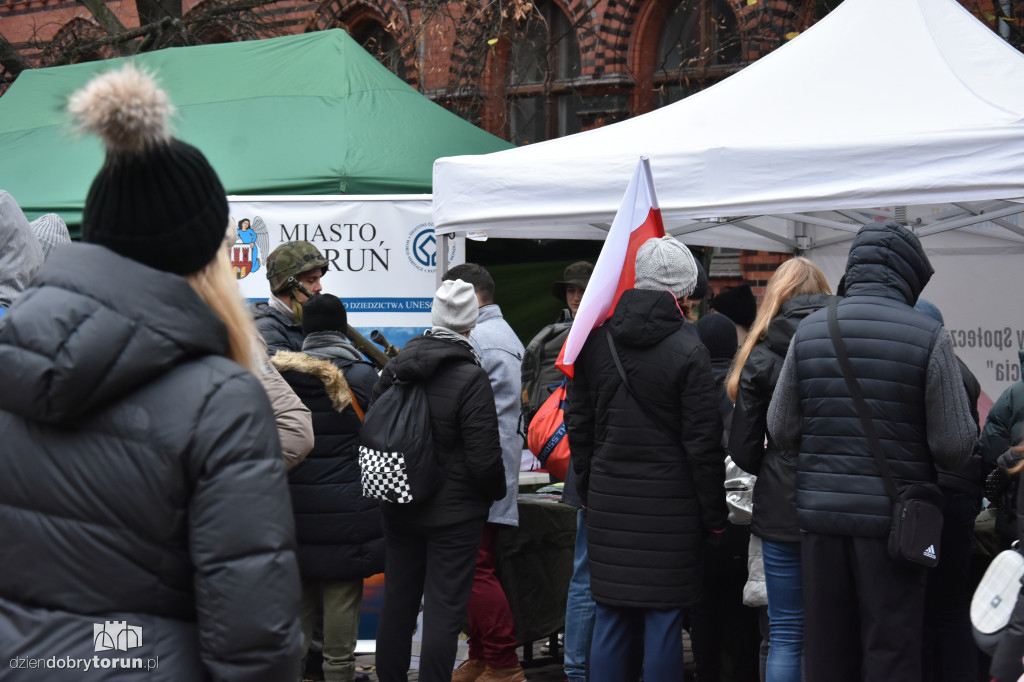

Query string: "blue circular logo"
[405, 223, 456, 273]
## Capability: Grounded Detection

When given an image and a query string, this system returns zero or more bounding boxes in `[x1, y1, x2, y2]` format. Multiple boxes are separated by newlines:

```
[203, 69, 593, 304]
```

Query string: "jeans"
[591, 604, 685, 682]
[467, 523, 519, 668]
[300, 579, 363, 682]
[564, 509, 596, 682]
[762, 540, 802, 682]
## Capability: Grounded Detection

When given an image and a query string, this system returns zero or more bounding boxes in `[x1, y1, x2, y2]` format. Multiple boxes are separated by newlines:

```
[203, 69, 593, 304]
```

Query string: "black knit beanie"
[709, 283, 757, 329]
[302, 294, 348, 336]
[696, 313, 738, 361]
[688, 260, 708, 301]
[70, 65, 228, 275]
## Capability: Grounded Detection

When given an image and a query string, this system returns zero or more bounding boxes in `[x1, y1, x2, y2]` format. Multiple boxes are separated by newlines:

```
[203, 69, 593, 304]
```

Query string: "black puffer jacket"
[781, 223, 972, 537]
[0, 244, 301, 681]
[566, 289, 728, 609]
[370, 333, 506, 527]
[272, 342, 384, 582]
[251, 300, 303, 354]
[730, 293, 832, 542]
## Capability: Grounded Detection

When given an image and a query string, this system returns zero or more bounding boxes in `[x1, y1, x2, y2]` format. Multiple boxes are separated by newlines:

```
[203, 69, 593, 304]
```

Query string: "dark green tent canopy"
[0, 29, 511, 228]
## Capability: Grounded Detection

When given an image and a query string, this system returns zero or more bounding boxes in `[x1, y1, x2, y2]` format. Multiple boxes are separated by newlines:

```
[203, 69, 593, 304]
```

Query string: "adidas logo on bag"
[923, 545, 937, 560]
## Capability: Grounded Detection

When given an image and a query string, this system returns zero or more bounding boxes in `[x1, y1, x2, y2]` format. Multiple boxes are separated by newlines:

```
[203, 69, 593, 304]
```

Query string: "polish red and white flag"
[556, 157, 665, 379]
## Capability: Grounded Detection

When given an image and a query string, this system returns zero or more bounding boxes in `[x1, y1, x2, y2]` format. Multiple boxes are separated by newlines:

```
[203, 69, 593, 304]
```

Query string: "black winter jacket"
[370, 333, 506, 527]
[251, 300, 303, 354]
[730, 293, 832, 542]
[272, 341, 384, 582]
[0, 244, 301, 681]
[566, 289, 728, 609]
[771, 223, 975, 537]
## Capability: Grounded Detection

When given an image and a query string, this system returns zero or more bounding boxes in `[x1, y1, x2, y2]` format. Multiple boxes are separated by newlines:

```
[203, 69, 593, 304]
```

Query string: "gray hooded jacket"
[0, 191, 43, 309]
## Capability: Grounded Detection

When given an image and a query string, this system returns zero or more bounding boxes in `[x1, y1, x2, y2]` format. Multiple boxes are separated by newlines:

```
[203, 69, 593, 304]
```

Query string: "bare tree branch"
[0, 31, 30, 77]
[77, 0, 128, 37]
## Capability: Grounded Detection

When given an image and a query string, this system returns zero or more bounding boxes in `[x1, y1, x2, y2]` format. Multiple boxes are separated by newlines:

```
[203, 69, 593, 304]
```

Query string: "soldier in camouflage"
[251, 241, 329, 354]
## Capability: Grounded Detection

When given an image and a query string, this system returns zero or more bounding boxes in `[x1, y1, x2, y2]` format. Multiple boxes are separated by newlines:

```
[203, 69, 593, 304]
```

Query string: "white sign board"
[228, 195, 464, 352]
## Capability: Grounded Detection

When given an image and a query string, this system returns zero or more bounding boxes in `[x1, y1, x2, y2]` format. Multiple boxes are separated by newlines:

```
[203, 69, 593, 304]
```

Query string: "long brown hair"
[726, 257, 832, 402]
[185, 246, 258, 371]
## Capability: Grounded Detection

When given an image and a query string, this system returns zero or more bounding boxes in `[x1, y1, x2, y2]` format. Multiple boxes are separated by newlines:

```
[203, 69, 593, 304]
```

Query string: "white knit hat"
[432, 279, 478, 333]
[634, 236, 698, 299]
[30, 213, 71, 260]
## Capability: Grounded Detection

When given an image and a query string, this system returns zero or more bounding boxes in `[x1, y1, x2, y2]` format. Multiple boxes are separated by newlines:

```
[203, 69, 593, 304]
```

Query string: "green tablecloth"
[496, 494, 577, 645]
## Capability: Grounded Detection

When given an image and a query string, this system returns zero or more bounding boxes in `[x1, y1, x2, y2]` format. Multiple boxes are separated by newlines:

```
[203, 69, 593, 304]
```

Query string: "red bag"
[527, 381, 570, 481]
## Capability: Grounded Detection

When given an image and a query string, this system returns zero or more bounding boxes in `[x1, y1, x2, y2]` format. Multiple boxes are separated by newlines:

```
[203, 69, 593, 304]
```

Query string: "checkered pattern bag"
[358, 447, 414, 504]
[358, 380, 442, 505]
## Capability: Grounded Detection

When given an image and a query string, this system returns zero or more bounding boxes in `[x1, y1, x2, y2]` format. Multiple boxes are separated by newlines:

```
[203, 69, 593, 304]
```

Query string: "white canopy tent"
[432, 0, 1024, 407]
[434, 0, 1024, 248]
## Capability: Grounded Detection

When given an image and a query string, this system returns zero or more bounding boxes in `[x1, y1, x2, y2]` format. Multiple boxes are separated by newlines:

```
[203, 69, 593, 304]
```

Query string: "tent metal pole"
[835, 210, 872, 225]
[774, 213, 860, 233]
[811, 233, 858, 249]
[916, 203, 1024, 237]
[951, 202, 1024, 240]
[436, 232, 451, 287]
[731, 220, 799, 250]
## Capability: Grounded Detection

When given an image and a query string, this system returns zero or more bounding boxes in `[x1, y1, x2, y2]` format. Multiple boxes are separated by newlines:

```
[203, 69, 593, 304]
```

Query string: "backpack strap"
[605, 327, 676, 439]
[349, 392, 365, 421]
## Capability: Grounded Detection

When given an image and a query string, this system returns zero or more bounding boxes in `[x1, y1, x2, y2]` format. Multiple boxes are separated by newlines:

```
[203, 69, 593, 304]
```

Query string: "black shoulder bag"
[827, 298, 943, 568]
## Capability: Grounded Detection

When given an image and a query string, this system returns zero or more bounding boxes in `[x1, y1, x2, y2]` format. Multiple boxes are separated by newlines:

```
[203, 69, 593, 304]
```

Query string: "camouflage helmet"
[266, 241, 329, 294]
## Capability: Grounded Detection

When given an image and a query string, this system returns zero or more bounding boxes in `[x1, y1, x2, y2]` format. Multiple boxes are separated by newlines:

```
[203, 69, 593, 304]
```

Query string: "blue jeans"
[591, 604, 685, 682]
[564, 509, 596, 682]
[762, 539, 803, 682]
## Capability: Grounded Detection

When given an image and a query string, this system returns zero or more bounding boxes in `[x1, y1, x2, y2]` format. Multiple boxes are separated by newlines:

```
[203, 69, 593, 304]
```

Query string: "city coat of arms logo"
[229, 216, 270, 279]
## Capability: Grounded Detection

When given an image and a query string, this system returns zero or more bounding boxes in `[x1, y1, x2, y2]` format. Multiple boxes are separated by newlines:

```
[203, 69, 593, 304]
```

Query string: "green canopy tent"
[0, 29, 511, 232]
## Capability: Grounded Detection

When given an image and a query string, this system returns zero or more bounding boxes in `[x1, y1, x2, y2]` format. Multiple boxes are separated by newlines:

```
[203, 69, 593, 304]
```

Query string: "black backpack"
[358, 379, 442, 504]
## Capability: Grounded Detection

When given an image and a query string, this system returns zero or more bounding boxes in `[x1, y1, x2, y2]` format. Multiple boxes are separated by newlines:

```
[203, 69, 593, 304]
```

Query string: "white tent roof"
[432, 0, 1024, 252]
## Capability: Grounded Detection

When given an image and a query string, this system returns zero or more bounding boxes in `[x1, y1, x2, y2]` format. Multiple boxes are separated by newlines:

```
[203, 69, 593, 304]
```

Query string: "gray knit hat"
[634, 236, 698, 299]
[432, 279, 478, 333]
[30, 213, 71, 260]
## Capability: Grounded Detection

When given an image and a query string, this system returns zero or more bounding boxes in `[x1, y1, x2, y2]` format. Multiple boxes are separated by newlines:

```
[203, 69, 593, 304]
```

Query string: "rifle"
[288, 280, 392, 370]
[346, 324, 391, 370]
[371, 330, 401, 358]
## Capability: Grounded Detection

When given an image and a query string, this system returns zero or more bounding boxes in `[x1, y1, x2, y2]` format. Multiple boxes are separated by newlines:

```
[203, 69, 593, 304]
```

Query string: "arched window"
[654, 0, 741, 105]
[348, 19, 408, 81]
[506, 2, 582, 144]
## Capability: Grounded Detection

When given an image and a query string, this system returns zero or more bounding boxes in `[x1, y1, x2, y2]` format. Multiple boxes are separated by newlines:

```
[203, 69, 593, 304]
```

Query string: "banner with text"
[229, 196, 463, 352]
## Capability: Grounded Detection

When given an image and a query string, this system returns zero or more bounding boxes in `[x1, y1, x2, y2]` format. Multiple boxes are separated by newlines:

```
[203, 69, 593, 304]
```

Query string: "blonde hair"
[185, 246, 258, 372]
[726, 257, 831, 402]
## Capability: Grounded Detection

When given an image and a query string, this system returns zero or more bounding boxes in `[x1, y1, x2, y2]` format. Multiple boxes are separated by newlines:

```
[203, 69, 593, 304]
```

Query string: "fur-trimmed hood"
[271, 351, 353, 413]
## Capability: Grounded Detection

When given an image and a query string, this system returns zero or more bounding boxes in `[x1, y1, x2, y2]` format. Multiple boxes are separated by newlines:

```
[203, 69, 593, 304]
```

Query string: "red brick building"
[0, 0, 1008, 297]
